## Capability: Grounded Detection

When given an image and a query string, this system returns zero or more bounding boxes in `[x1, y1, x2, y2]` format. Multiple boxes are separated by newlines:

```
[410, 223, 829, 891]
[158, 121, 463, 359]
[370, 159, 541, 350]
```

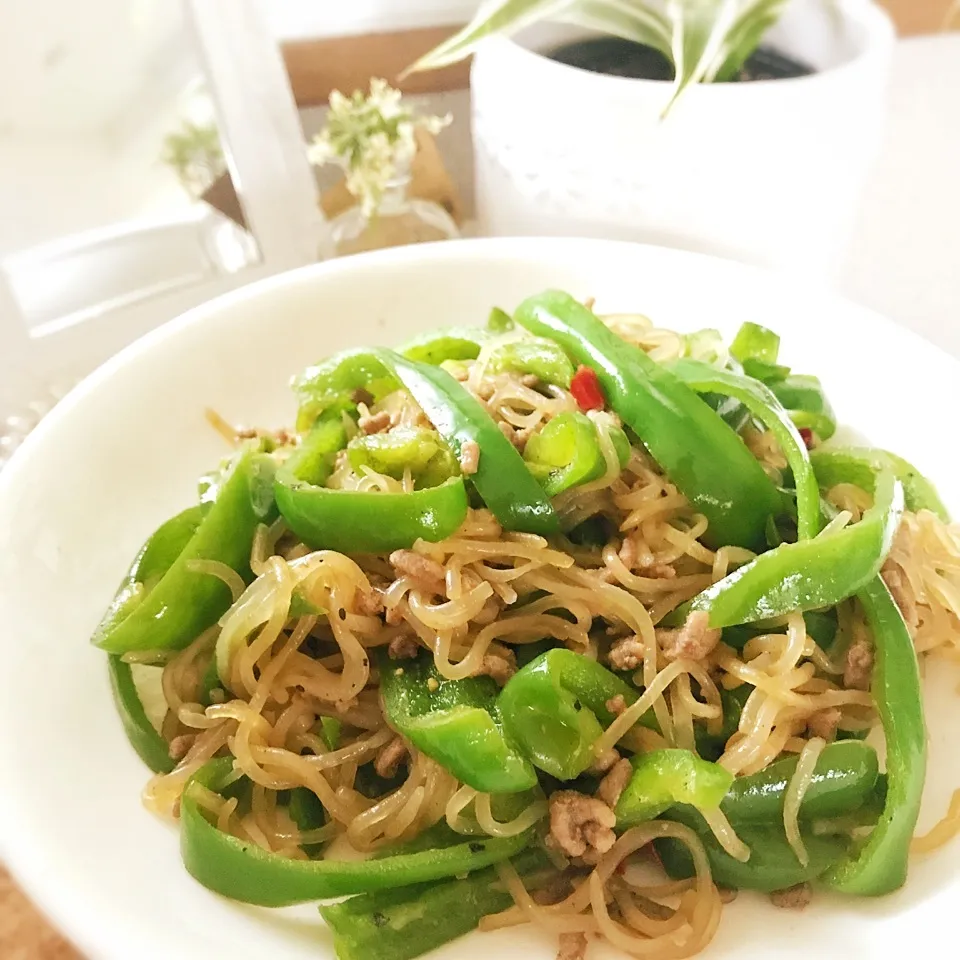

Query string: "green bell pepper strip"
[721, 741, 880, 823]
[769, 374, 837, 441]
[292, 348, 559, 534]
[101, 505, 206, 771]
[487, 338, 575, 388]
[399, 327, 489, 365]
[347, 427, 459, 488]
[524, 411, 630, 498]
[498, 648, 655, 781]
[95, 505, 204, 641]
[810, 447, 949, 522]
[615, 750, 734, 829]
[488, 306, 515, 333]
[657, 813, 848, 892]
[94, 448, 277, 654]
[275, 415, 469, 553]
[372, 349, 559, 535]
[694, 684, 752, 761]
[731, 321, 780, 365]
[180, 759, 534, 907]
[668, 358, 821, 541]
[293, 349, 401, 432]
[684, 468, 904, 628]
[514, 291, 781, 550]
[319, 848, 550, 960]
[107, 658, 174, 775]
[379, 652, 537, 793]
[823, 577, 927, 895]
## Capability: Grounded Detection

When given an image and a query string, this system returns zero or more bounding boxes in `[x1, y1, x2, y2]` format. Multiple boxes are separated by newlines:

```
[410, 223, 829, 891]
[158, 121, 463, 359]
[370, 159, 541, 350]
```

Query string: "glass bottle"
[330, 171, 460, 257]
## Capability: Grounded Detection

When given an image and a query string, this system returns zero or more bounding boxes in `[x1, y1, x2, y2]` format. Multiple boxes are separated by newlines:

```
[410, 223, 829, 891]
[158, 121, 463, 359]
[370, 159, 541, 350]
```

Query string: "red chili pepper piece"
[799, 427, 815, 450]
[570, 365, 606, 412]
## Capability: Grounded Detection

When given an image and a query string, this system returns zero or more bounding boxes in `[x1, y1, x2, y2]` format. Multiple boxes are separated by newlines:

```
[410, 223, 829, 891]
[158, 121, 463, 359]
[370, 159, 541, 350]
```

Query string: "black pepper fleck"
[469, 842, 485, 853]
[372, 911, 388, 928]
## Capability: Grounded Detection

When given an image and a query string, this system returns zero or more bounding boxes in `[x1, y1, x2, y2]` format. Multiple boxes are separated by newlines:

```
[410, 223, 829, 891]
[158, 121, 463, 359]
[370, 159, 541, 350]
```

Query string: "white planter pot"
[471, 0, 894, 277]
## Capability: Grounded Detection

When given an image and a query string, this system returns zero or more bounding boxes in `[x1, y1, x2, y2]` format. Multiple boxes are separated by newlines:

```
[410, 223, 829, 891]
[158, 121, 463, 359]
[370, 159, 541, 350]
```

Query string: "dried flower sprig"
[308, 78, 451, 217]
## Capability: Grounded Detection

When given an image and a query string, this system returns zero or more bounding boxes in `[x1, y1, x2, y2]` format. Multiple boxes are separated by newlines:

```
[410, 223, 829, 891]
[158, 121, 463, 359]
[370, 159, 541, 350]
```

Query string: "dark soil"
[548, 36, 813, 82]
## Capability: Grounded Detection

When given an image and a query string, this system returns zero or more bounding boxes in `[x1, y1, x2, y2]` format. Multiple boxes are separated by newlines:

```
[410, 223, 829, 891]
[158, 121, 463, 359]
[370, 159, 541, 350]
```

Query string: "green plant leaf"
[712, 0, 789, 81]
[557, 0, 672, 60]
[408, 0, 575, 72]
[663, 0, 742, 114]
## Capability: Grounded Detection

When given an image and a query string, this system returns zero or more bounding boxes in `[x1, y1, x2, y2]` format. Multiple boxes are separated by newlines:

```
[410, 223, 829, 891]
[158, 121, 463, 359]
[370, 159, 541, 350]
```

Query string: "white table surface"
[841, 34, 960, 357]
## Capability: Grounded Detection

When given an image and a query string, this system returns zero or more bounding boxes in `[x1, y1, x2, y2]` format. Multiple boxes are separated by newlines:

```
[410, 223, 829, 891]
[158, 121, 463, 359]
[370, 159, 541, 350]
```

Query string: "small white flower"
[308, 78, 452, 217]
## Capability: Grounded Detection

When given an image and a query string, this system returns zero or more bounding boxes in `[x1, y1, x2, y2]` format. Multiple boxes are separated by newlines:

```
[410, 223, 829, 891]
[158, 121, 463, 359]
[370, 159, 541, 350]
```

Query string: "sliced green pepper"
[372, 349, 559, 535]
[731, 321, 780, 366]
[498, 649, 652, 781]
[94, 447, 276, 654]
[399, 327, 489, 365]
[181, 759, 533, 906]
[657, 813, 848, 892]
[380, 653, 537, 794]
[107, 658, 173, 775]
[347, 427, 459, 488]
[487, 307, 514, 333]
[810, 447, 949, 522]
[770, 374, 837, 441]
[514, 291, 780, 550]
[275, 414, 469, 553]
[685, 468, 903, 627]
[293, 349, 559, 535]
[668, 358, 821, 540]
[319, 847, 549, 960]
[615, 750, 733, 828]
[524, 411, 629, 497]
[487, 338, 575, 388]
[823, 577, 927, 895]
[721, 741, 880, 823]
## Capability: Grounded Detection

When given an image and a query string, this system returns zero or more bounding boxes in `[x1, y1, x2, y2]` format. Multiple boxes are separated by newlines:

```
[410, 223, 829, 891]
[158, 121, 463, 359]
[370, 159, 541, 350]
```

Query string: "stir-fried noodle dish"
[95, 290, 960, 960]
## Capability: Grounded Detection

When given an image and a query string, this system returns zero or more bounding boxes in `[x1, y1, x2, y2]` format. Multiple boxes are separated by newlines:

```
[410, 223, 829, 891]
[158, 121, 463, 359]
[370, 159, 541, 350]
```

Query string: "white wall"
[263, 0, 476, 39]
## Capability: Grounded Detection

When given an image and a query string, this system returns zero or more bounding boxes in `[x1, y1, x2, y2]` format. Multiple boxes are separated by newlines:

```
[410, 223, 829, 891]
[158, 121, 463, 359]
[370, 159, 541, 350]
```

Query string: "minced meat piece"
[806, 707, 842, 741]
[388, 634, 420, 660]
[657, 611, 721, 662]
[389, 550, 447, 595]
[549, 790, 616, 865]
[843, 638, 874, 691]
[608, 635, 645, 672]
[374, 737, 408, 778]
[557, 932, 587, 960]
[459, 440, 481, 476]
[597, 758, 633, 807]
[770, 883, 812, 909]
[605, 694, 627, 716]
[358, 410, 392, 435]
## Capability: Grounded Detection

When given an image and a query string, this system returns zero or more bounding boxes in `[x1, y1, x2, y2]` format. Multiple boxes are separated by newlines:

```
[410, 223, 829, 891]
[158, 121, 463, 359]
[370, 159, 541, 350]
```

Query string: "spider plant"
[410, 0, 793, 113]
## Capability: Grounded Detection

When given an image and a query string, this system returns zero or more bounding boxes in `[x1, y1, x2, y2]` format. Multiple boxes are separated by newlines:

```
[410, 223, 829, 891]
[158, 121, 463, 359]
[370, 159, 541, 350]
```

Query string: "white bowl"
[0, 238, 957, 960]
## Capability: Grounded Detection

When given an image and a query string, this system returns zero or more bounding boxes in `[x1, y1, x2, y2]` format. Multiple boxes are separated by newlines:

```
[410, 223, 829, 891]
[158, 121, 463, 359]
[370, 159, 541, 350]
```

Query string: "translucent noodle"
[783, 736, 826, 866]
[912, 789, 960, 854]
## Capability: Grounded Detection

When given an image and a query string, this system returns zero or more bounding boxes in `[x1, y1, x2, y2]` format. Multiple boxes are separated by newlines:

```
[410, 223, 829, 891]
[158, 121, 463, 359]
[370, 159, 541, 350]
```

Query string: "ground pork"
[605, 694, 627, 716]
[354, 589, 383, 617]
[358, 410, 391, 435]
[374, 737, 408, 779]
[459, 440, 481, 475]
[769, 883, 812, 909]
[588, 749, 621, 776]
[168, 734, 196, 761]
[608, 635, 645, 672]
[549, 791, 617, 865]
[806, 707, 842, 741]
[657, 611, 721, 662]
[387, 634, 420, 660]
[597, 758, 633, 807]
[477, 652, 517, 686]
[557, 932, 587, 960]
[843, 637, 874, 691]
[882, 563, 919, 634]
[389, 550, 447, 595]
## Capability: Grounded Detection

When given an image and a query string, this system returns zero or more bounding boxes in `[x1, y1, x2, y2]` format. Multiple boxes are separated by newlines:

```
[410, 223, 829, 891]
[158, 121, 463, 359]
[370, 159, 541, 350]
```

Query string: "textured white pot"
[472, 0, 895, 277]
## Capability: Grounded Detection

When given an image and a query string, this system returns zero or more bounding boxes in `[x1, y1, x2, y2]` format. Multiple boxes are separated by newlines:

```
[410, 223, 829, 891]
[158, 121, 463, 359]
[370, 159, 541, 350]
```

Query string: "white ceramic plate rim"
[1, 238, 959, 960]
